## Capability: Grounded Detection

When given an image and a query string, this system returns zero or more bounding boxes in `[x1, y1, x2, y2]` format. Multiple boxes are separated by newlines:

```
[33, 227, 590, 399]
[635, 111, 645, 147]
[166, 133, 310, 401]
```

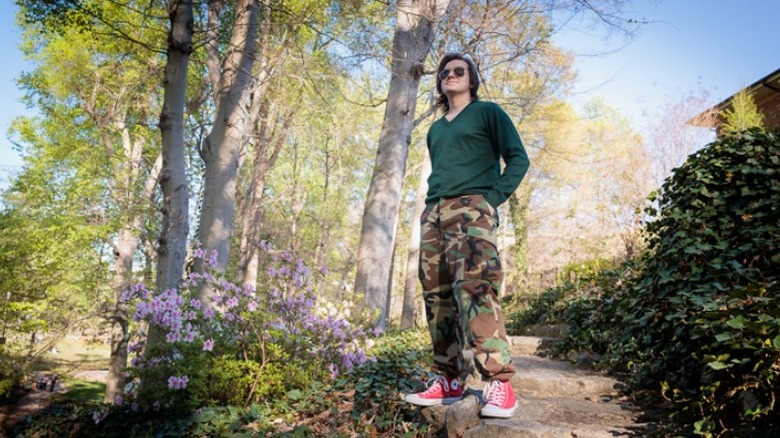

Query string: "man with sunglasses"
[404, 53, 530, 419]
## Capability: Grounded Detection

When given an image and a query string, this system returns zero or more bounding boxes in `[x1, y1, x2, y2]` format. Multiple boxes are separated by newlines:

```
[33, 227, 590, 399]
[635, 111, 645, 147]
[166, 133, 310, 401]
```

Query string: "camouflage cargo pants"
[419, 194, 516, 381]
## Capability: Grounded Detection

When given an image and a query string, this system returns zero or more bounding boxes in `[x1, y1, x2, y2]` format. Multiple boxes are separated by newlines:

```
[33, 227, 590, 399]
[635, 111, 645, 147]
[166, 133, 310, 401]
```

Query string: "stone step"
[508, 335, 559, 356]
[423, 392, 650, 438]
[465, 354, 622, 399]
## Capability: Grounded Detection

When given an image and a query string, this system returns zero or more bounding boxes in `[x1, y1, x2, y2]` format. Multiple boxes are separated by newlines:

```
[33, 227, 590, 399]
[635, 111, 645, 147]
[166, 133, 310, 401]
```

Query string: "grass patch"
[53, 375, 106, 403]
[37, 336, 110, 374]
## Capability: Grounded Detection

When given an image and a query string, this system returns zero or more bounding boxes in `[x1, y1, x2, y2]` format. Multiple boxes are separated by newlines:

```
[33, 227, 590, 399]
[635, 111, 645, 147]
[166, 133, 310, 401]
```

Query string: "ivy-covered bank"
[510, 129, 779, 436]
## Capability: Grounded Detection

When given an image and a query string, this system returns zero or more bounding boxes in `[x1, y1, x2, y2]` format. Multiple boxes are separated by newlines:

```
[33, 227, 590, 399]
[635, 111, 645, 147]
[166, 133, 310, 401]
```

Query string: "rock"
[510, 356, 619, 398]
[423, 391, 482, 438]
[444, 393, 482, 438]
[464, 420, 552, 438]
[421, 404, 448, 437]
[574, 352, 603, 369]
[509, 336, 560, 356]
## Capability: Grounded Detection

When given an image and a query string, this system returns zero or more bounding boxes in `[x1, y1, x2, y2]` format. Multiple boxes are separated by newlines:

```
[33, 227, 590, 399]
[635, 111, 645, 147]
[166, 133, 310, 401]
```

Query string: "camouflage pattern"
[419, 194, 516, 381]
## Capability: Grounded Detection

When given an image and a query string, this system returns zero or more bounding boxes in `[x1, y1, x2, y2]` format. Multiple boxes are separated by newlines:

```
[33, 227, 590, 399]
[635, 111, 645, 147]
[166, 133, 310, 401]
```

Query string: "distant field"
[38, 336, 110, 374]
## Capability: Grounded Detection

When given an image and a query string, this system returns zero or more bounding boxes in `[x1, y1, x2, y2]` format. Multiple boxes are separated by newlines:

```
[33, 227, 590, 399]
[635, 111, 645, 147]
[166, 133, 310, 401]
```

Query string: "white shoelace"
[421, 376, 448, 395]
[483, 380, 506, 405]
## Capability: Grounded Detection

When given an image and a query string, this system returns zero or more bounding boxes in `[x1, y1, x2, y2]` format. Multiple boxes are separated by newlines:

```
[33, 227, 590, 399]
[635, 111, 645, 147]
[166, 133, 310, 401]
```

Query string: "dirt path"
[0, 370, 107, 435]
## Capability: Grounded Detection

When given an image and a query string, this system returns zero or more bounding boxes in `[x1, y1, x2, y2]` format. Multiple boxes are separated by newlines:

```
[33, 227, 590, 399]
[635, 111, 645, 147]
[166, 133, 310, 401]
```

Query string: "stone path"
[0, 370, 108, 434]
[420, 336, 658, 438]
[0, 372, 68, 434]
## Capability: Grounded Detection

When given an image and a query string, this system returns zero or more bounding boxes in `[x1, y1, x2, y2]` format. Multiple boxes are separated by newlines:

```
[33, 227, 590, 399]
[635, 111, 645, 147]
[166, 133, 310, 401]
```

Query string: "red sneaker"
[404, 375, 464, 406]
[480, 379, 518, 418]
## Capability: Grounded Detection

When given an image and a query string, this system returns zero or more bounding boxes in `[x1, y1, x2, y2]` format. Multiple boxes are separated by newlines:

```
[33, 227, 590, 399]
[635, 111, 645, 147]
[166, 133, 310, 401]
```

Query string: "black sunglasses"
[438, 66, 466, 80]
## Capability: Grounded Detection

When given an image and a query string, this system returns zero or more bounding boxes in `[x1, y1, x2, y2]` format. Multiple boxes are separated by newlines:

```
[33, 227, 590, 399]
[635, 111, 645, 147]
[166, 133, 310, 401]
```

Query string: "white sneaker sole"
[404, 394, 463, 406]
[480, 401, 518, 418]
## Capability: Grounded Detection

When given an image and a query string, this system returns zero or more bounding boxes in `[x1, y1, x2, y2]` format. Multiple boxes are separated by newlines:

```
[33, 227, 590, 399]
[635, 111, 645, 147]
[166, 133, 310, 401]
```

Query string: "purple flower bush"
[115, 241, 374, 413]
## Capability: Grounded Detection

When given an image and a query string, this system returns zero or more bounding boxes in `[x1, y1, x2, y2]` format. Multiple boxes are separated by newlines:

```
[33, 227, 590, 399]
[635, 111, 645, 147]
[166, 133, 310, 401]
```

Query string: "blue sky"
[552, 0, 780, 127]
[1, 1, 779, 187]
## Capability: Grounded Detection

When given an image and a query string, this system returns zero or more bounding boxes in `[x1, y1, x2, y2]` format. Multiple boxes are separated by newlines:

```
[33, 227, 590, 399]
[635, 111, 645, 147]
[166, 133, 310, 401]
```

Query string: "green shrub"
[13, 330, 432, 437]
[119, 243, 374, 413]
[538, 129, 779, 436]
[190, 329, 431, 437]
[11, 403, 193, 438]
[518, 129, 779, 436]
[614, 129, 779, 435]
[506, 258, 638, 350]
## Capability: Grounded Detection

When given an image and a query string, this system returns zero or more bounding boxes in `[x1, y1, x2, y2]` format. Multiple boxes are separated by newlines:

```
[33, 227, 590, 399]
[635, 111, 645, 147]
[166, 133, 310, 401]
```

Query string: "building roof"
[689, 67, 780, 131]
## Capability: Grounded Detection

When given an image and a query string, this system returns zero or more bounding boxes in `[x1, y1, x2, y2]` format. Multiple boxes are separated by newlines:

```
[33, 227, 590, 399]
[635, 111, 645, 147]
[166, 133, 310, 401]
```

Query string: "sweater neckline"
[442, 100, 475, 124]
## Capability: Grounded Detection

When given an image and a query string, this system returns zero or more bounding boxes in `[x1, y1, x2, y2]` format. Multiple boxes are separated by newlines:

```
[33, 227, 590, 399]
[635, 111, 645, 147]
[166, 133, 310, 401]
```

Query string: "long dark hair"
[435, 53, 480, 113]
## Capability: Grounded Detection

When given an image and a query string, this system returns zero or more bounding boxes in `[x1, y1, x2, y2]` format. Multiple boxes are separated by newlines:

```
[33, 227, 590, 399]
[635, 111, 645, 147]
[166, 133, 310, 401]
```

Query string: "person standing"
[404, 53, 530, 418]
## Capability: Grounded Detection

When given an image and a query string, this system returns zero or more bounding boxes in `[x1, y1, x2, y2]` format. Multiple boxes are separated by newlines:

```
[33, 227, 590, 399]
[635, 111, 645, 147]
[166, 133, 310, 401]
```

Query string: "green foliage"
[12, 330, 432, 437]
[527, 128, 780, 435]
[0, 348, 24, 401]
[506, 259, 639, 356]
[335, 329, 430, 432]
[190, 330, 431, 437]
[12, 403, 194, 438]
[720, 90, 766, 136]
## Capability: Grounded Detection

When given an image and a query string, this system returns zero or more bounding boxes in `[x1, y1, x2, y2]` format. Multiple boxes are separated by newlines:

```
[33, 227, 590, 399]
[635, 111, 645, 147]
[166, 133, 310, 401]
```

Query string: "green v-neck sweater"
[425, 100, 530, 209]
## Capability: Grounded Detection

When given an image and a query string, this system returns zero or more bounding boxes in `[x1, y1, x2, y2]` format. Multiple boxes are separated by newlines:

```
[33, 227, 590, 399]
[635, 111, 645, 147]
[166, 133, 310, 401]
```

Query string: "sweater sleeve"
[484, 103, 530, 209]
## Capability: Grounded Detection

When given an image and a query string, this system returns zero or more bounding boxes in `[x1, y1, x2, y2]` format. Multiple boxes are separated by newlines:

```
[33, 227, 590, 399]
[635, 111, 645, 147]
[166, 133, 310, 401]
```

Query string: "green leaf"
[707, 361, 728, 370]
[714, 331, 737, 342]
[725, 315, 746, 329]
[773, 335, 780, 349]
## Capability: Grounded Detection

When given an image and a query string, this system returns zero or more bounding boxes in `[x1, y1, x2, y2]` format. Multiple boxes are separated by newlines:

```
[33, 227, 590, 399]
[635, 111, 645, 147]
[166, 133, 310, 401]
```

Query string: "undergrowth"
[509, 129, 780, 437]
[11, 329, 432, 437]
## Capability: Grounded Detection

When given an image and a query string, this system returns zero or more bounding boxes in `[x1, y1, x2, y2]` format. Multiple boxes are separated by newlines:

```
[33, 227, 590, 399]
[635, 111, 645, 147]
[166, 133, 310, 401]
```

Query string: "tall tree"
[15, 0, 171, 400]
[193, 0, 259, 300]
[354, 0, 450, 329]
[153, 0, 194, 353]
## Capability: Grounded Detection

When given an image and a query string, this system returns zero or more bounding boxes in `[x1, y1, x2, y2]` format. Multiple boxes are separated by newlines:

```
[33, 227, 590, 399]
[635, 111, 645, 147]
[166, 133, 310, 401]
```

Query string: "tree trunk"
[354, 0, 450, 330]
[104, 228, 133, 402]
[155, 0, 193, 326]
[195, 0, 259, 301]
[104, 154, 161, 402]
[401, 157, 431, 329]
[237, 103, 290, 288]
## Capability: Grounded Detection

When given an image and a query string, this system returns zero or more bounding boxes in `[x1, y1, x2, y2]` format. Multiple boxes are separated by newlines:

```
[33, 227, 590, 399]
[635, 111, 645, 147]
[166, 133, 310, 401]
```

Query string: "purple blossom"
[92, 410, 106, 424]
[208, 250, 218, 267]
[247, 300, 258, 312]
[203, 339, 214, 351]
[167, 375, 189, 390]
[226, 296, 239, 309]
[114, 394, 124, 406]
